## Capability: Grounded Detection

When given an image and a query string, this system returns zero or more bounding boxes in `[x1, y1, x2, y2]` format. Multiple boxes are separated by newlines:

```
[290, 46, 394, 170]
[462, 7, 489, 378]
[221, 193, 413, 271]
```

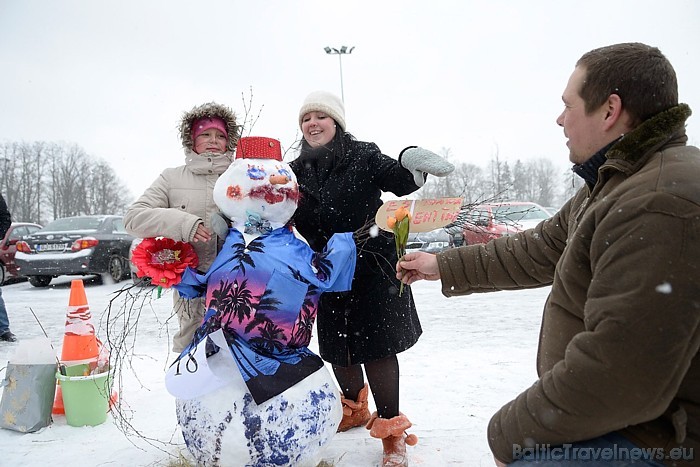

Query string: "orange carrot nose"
[269, 174, 290, 185]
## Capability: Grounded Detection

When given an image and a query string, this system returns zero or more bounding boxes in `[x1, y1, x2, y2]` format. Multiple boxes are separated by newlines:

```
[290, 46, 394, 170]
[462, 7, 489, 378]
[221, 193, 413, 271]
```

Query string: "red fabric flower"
[130, 237, 199, 288]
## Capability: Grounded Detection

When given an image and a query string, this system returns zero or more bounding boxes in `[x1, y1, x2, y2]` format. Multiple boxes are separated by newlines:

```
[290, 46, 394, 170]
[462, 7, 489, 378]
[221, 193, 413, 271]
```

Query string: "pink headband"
[192, 117, 228, 141]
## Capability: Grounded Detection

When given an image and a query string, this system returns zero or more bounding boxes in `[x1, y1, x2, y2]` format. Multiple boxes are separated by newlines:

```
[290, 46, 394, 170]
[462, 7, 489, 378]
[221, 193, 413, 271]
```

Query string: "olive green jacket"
[437, 104, 700, 465]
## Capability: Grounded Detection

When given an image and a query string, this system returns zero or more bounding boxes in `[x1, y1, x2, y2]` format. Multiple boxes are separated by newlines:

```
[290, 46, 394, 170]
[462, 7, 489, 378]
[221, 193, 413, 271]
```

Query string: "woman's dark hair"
[296, 120, 356, 168]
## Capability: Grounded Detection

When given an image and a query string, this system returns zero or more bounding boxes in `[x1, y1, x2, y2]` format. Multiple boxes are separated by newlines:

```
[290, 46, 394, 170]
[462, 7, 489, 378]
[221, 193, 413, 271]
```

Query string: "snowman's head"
[213, 137, 299, 233]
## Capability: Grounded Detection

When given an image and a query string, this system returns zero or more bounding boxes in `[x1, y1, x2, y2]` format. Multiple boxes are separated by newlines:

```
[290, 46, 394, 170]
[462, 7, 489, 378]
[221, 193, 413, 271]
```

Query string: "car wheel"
[108, 254, 127, 282]
[0, 263, 6, 286]
[28, 275, 52, 287]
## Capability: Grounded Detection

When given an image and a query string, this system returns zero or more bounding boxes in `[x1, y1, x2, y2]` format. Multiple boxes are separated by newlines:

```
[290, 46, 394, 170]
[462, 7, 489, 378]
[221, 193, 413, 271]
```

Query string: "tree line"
[0, 141, 583, 227]
[0, 141, 132, 225]
[418, 148, 584, 208]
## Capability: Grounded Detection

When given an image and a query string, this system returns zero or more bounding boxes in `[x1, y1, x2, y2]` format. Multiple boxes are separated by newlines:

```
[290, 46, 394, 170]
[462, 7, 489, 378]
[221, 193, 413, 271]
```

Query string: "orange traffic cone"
[60, 279, 99, 363]
[53, 279, 100, 415]
[53, 387, 64, 415]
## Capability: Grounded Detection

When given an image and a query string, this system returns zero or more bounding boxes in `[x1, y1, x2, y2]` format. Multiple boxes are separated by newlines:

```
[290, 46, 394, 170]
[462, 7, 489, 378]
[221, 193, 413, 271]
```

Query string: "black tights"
[332, 354, 400, 419]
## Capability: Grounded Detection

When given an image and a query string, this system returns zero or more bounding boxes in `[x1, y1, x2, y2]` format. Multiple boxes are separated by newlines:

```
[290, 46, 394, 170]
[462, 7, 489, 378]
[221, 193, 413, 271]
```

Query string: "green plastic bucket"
[63, 362, 91, 377]
[55, 369, 112, 427]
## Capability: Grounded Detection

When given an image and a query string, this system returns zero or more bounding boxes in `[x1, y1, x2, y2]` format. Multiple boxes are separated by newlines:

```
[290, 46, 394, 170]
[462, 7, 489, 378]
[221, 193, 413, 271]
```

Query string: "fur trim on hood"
[179, 102, 240, 151]
[607, 103, 691, 164]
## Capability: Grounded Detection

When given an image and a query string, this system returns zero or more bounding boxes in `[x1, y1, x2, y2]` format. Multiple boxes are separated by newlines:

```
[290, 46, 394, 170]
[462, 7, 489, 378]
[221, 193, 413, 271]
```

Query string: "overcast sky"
[1, 0, 698, 200]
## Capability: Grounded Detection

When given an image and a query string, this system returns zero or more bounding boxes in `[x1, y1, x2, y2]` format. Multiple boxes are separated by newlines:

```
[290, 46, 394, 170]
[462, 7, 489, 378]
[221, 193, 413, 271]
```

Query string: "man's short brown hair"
[576, 42, 678, 127]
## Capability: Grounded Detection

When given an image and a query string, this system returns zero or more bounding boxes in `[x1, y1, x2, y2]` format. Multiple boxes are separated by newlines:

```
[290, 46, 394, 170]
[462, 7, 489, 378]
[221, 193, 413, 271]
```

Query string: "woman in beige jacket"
[124, 102, 239, 352]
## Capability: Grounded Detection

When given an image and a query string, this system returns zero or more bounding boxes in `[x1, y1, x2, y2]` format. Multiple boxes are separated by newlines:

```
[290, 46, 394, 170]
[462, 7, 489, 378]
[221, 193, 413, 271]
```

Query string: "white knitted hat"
[298, 91, 346, 131]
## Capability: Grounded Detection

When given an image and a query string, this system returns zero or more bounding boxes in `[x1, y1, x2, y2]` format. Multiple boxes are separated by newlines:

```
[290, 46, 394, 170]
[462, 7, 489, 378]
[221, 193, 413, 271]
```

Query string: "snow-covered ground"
[0, 274, 548, 466]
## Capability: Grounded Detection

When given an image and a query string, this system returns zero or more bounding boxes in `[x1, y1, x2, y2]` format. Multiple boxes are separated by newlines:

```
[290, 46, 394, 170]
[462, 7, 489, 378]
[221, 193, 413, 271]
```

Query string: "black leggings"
[332, 354, 400, 419]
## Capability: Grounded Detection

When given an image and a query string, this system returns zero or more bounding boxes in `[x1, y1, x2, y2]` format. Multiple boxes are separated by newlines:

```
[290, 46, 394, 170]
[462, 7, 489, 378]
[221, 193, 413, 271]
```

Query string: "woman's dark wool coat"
[290, 137, 423, 366]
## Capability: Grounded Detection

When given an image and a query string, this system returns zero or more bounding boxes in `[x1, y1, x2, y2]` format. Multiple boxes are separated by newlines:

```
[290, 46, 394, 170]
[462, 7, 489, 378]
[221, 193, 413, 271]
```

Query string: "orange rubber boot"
[366, 412, 419, 467]
[337, 383, 372, 432]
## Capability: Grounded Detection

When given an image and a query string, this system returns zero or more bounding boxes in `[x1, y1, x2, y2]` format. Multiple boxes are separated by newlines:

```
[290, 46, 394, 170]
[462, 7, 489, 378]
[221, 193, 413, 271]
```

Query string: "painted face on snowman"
[213, 137, 299, 241]
[168, 137, 357, 467]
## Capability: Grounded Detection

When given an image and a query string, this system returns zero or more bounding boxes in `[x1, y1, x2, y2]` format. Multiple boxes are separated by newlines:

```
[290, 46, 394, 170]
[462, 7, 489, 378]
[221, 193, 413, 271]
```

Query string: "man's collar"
[571, 137, 622, 186]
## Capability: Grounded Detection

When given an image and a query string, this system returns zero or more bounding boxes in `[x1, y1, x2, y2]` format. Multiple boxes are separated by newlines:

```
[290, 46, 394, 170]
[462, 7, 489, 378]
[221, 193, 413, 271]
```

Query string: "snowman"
[165, 136, 356, 467]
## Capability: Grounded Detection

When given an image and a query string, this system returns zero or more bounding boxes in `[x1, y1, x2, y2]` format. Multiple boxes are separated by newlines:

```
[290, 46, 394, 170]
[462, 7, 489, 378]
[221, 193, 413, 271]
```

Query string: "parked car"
[543, 206, 560, 215]
[15, 215, 134, 287]
[0, 222, 43, 285]
[459, 201, 552, 245]
[406, 229, 452, 254]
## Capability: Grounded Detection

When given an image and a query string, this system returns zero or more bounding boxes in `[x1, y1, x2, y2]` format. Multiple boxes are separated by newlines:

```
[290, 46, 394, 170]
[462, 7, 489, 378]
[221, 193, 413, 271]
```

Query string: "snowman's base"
[177, 365, 342, 467]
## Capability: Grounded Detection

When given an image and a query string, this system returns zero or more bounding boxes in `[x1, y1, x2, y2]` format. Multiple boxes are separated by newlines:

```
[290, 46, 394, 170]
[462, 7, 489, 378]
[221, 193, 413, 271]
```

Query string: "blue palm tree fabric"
[170, 227, 356, 404]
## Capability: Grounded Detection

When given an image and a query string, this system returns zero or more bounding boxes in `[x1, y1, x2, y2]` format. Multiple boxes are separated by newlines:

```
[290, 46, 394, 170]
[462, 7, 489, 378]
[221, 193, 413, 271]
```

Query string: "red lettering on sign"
[412, 210, 437, 224]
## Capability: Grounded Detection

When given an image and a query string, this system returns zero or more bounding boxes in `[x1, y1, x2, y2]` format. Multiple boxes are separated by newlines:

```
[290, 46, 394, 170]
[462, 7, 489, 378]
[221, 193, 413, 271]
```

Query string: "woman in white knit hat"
[290, 90, 453, 467]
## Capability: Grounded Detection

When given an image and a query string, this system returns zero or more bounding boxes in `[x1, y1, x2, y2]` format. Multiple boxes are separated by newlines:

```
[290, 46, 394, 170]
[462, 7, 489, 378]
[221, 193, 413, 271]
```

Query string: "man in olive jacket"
[398, 43, 699, 466]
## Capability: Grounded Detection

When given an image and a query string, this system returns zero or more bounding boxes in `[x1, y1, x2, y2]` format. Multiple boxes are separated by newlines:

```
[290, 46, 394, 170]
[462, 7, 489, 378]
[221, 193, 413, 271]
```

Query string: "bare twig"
[98, 281, 186, 459]
[238, 86, 264, 137]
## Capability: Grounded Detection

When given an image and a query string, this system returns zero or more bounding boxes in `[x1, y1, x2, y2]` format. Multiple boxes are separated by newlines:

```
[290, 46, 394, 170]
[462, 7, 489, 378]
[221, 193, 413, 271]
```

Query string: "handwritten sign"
[375, 198, 463, 232]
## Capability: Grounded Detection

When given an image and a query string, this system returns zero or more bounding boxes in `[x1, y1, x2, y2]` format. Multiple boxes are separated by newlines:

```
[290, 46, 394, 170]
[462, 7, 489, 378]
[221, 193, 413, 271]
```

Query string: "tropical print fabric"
[170, 227, 356, 403]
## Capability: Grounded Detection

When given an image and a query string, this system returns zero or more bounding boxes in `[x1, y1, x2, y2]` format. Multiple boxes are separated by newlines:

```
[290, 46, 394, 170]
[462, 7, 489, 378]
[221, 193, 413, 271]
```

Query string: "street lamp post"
[323, 45, 355, 103]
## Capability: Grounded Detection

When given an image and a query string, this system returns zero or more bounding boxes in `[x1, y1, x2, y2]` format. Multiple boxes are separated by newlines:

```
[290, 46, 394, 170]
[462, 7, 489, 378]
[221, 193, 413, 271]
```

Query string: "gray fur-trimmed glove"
[399, 146, 455, 187]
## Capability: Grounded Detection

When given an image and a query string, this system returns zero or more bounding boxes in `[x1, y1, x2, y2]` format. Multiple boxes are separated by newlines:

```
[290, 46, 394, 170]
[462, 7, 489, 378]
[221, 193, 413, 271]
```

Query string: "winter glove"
[399, 146, 455, 187]
[210, 212, 232, 239]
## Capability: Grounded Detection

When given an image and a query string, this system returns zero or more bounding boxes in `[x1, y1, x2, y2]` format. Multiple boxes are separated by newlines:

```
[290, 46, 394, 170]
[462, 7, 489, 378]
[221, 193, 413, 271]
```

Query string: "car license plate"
[37, 243, 67, 252]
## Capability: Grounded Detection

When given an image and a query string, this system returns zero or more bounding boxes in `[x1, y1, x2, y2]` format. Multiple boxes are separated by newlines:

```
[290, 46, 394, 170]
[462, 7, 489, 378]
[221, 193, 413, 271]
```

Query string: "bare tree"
[499, 161, 513, 200]
[48, 144, 89, 218]
[560, 167, 584, 206]
[486, 146, 515, 201]
[0, 141, 45, 223]
[511, 159, 534, 201]
[85, 159, 131, 215]
[406, 144, 585, 213]
[0, 140, 132, 224]
[530, 158, 559, 207]
[0, 142, 21, 214]
[453, 162, 487, 204]
[510, 158, 560, 206]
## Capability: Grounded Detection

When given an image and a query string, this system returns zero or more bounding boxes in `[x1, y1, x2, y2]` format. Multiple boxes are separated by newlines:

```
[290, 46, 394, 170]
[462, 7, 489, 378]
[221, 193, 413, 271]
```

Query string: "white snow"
[0, 274, 549, 466]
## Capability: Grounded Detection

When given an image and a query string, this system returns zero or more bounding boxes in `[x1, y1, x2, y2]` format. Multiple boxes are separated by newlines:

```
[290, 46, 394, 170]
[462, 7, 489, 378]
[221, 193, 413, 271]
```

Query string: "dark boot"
[337, 383, 371, 432]
[0, 331, 17, 342]
[366, 412, 418, 467]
